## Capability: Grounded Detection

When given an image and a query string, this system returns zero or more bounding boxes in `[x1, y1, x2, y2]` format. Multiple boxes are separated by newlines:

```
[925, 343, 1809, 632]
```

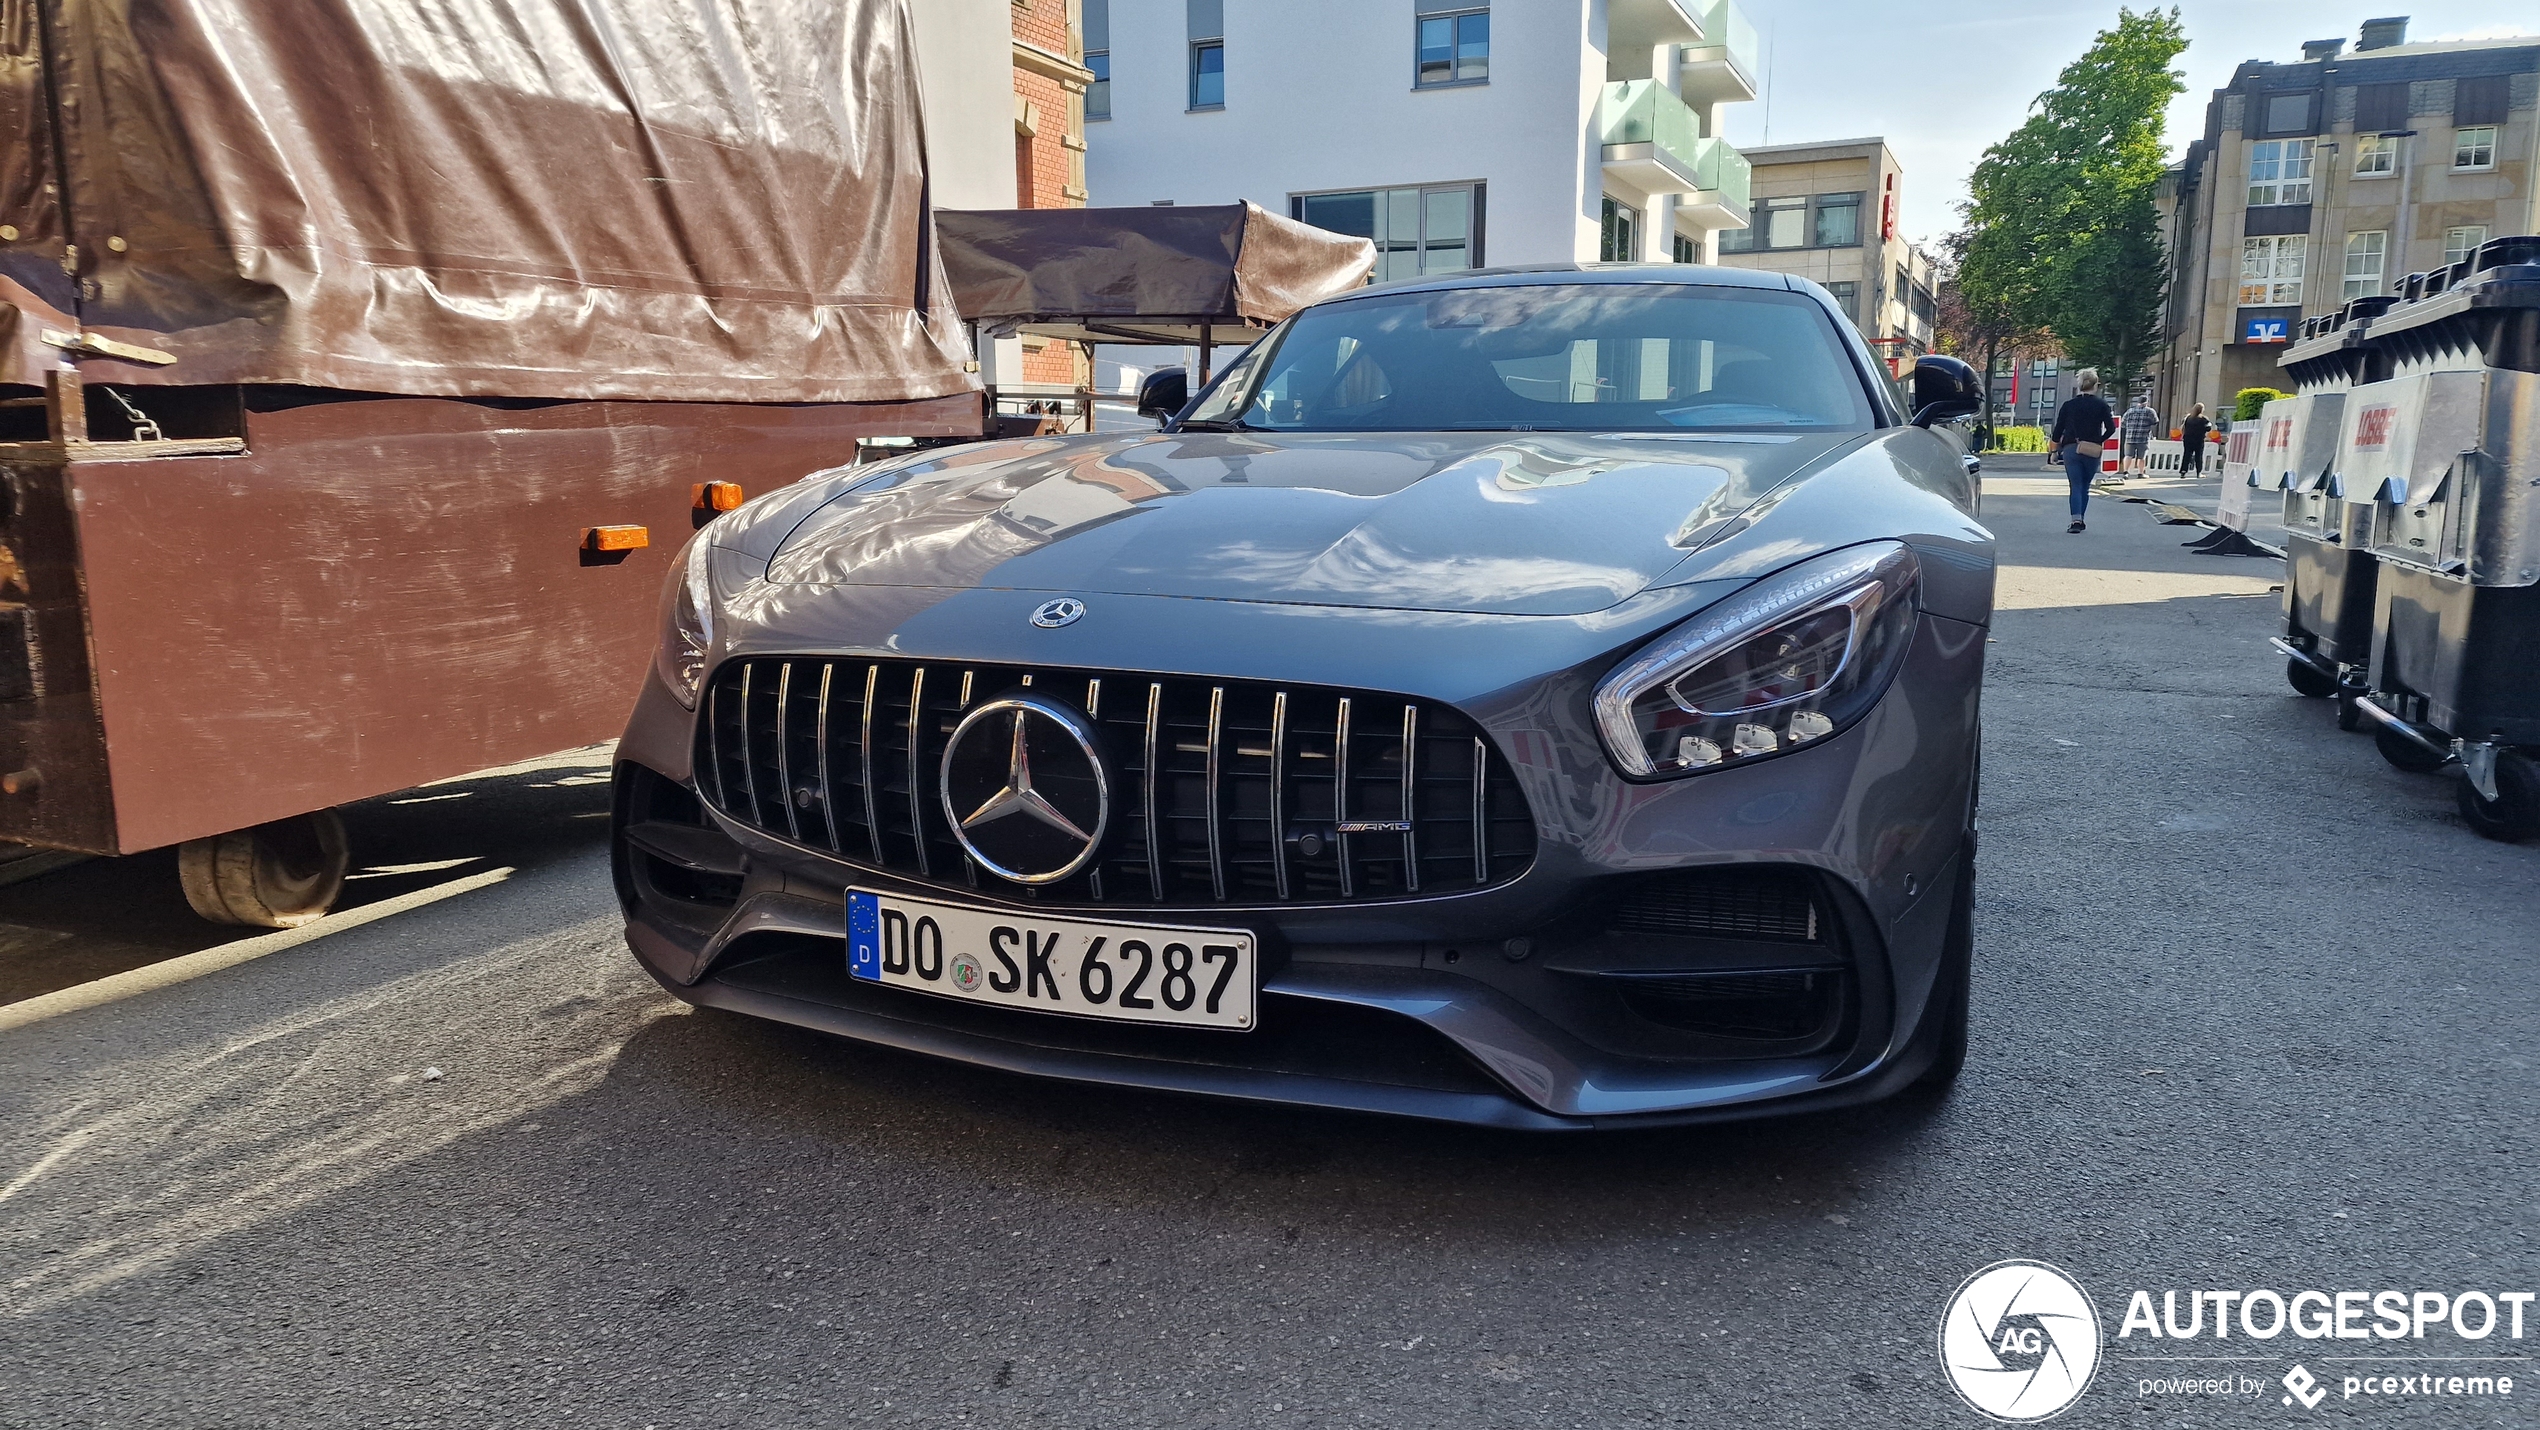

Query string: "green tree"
[1957, 8, 2186, 394]
[2056, 190, 2168, 391]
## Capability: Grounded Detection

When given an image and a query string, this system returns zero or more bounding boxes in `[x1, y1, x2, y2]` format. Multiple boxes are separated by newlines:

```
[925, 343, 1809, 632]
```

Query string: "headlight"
[655, 534, 716, 708]
[1594, 541, 1920, 778]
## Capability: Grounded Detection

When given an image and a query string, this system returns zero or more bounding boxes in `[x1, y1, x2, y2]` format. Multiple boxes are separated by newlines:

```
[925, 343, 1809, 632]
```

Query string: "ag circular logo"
[1029, 597, 1085, 629]
[939, 695, 1110, 885]
[1937, 1260, 2102, 1422]
[949, 951, 985, 993]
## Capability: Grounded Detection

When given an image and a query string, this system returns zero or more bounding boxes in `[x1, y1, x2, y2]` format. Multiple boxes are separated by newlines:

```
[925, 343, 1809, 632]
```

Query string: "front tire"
[2457, 751, 2540, 843]
[178, 810, 350, 928]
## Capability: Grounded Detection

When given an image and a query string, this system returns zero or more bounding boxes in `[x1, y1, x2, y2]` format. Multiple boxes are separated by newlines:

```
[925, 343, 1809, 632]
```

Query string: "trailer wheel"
[177, 810, 350, 928]
[2456, 751, 2540, 843]
[2285, 656, 2339, 699]
[2374, 723, 2450, 775]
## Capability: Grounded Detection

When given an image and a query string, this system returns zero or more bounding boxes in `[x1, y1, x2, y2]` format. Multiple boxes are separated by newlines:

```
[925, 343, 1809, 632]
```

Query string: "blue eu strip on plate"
[847, 891, 880, 982]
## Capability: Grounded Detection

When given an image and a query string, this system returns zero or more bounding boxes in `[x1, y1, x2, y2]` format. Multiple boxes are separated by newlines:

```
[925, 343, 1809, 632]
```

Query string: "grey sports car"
[610, 264, 1993, 1130]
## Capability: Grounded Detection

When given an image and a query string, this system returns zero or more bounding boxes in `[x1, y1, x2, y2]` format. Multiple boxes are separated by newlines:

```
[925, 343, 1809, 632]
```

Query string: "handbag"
[2075, 440, 2104, 458]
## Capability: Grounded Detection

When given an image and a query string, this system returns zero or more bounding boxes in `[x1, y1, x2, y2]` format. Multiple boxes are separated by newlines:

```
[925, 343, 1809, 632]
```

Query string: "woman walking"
[2049, 370, 2117, 533]
[2179, 403, 2210, 478]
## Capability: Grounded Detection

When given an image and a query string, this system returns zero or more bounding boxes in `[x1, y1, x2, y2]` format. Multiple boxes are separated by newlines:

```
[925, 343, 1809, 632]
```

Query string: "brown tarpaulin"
[936, 203, 1375, 344]
[0, 0, 976, 404]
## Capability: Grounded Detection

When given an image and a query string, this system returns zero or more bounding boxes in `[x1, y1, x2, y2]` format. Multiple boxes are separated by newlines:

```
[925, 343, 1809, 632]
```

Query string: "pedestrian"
[2049, 369, 2116, 534]
[2178, 403, 2210, 477]
[2119, 392, 2159, 476]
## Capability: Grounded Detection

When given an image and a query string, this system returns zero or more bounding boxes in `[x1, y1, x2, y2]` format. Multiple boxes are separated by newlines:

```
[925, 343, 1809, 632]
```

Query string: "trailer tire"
[2456, 751, 2540, 843]
[2374, 723, 2449, 774]
[178, 810, 350, 928]
[2285, 656, 2339, 699]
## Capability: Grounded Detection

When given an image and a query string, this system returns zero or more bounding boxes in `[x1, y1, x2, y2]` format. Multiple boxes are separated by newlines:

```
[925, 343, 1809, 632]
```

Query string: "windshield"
[1183, 283, 1875, 433]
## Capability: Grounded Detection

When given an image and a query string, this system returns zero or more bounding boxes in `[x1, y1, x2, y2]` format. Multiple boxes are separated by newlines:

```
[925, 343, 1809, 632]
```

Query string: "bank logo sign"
[1938, 1260, 2103, 1421]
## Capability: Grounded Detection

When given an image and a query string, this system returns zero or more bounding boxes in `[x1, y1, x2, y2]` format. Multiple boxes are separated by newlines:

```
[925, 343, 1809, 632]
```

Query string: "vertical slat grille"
[694, 658, 1536, 907]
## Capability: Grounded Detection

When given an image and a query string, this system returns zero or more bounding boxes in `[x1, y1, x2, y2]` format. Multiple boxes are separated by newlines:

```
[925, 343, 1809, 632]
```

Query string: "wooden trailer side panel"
[31, 391, 976, 855]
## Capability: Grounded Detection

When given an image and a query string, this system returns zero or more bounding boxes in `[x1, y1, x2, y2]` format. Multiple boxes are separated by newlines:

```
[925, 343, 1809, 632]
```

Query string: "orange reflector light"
[584, 525, 650, 552]
[693, 481, 745, 512]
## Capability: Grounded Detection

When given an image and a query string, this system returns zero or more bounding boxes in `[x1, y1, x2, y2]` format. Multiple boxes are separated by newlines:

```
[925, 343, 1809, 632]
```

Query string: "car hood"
[756, 429, 1861, 616]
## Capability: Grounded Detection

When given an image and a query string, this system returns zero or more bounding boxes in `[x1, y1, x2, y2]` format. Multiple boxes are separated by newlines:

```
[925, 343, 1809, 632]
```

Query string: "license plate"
[847, 888, 1257, 1030]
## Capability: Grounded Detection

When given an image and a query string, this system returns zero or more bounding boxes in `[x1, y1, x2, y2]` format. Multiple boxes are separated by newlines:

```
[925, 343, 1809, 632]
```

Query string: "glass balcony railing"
[1597, 81, 1751, 210]
[1686, 0, 1761, 93]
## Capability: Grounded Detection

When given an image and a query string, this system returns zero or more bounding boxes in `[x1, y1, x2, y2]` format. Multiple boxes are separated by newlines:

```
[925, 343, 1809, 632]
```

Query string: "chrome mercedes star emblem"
[1030, 598, 1086, 629]
[939, 695, 1109, 884]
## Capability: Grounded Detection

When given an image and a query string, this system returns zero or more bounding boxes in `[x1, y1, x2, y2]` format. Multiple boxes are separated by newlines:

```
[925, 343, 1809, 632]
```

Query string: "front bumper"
[612, 602, 1985, 1130]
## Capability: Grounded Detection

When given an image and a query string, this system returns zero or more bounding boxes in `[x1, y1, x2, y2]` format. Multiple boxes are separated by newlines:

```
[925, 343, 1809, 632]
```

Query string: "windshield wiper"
[1174, 418, 1251, 431]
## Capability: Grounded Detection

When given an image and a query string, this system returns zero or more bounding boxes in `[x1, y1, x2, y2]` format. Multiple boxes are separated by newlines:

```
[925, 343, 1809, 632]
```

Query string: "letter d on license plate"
[848, 888, 1256, 1031]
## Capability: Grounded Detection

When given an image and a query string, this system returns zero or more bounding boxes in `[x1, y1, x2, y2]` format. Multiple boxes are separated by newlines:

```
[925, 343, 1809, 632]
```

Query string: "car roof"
[1341, 262, 1802, 300]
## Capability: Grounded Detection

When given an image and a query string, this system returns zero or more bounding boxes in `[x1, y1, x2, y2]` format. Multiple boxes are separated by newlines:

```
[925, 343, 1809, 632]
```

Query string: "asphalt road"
[0, 473, 2532, 1429]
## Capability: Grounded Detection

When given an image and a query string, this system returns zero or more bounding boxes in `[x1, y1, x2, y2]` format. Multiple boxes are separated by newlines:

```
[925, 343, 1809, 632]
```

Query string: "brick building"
[1011, 0, 1095, 386]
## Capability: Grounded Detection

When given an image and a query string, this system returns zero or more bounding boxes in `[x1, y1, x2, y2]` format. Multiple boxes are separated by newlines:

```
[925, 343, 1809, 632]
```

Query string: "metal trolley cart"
[2269, 295, 2396, 722]
[2336, 237, 2540, 838]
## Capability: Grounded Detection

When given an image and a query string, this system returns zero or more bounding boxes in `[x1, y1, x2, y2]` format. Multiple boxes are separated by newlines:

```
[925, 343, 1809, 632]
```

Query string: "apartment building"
[2158, 16, 2539, 416]
[1081, 0, 1757, 273]
[1711, 137, 1937, 363]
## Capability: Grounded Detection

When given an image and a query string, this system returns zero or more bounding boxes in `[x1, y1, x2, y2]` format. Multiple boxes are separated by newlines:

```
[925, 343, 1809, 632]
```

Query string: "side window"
[1190, 42, 1224, 109]
[1416, 7, 1487, 87]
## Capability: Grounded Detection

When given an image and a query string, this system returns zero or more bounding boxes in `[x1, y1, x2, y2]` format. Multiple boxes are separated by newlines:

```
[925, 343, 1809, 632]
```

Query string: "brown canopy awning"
[0, 0, 976, 404]
[936, 203, 1375, 346]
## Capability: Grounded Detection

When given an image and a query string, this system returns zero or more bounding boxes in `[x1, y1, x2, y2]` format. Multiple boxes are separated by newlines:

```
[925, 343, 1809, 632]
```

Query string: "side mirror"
[1135, 368, 1189, 424]
[1908, 354, 1982, 427]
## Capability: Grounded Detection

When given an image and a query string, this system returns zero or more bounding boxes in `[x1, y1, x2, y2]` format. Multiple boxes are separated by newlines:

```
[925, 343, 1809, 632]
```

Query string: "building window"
[1190, 42, 1225, 109]
[2353, 134, 2396, 176]
[1672, 232, 1697, 264]
[1826, 280, 1858, 321]
[2453, 126, 2497, 171]
[2342, 231, 2385, 301]
[2247, 139, 2312, 206]
[2262, 93, 2315, 135]
[1296, 184, 1481, 282]
[1084, 0, 1110, 120]
[1813, 192, 1862, 248]
[1085, 51, 1111, 120]
[1600, 196, 1641, 262]
[1416, 7, 1487, 87]
[2239, 234, 2306, 306]
[1722, 193, 1863, 253]
[2445, 226, 2489, 266]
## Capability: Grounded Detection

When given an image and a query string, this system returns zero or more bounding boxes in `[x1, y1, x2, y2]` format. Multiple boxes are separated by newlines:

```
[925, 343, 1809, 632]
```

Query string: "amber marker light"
[693, 481, 745, 513]
[584, 525, 651, 552]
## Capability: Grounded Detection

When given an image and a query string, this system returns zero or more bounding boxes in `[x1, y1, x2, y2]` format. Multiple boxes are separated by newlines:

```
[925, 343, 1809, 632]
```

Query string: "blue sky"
[1714, 1, 2532, 246]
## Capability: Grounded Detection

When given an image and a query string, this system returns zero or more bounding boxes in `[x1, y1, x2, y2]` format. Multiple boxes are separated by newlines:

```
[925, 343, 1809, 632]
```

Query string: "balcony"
[1607, 0, 1704, 54]
[1678, 0, 1760, 107]
[1596, 81, 1752, 231]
